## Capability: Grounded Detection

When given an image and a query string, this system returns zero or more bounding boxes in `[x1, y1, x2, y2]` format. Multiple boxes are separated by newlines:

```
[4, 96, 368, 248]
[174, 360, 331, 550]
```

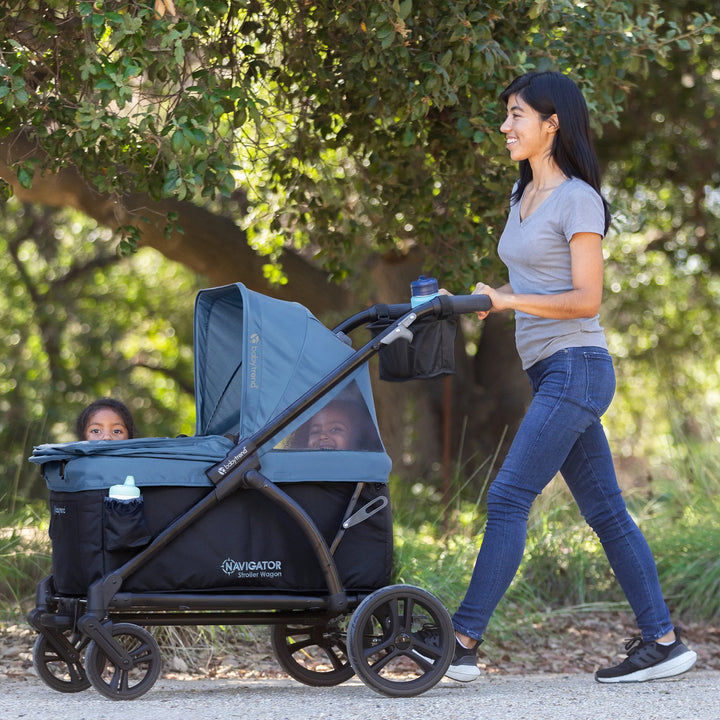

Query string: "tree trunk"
[463, 312, 530, 476]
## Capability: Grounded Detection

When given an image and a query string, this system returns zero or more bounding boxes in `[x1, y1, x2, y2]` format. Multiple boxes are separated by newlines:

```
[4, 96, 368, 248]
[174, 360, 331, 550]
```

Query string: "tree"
[3, 2, 714, 285]
[1, 1, 717, 495]
[593, 0, 720, 460]
[0, 198, 200, 500]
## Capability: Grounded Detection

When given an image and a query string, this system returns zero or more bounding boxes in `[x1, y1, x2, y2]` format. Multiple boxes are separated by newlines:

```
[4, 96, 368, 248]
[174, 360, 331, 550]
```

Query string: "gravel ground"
[2, 614, 719, 719]
[2, 669, 718, 719]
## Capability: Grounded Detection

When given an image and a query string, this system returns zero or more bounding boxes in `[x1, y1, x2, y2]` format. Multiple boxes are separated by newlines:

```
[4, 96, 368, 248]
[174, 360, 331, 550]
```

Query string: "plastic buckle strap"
[375, 303, 391, 323]
[438, 294, 455, 319]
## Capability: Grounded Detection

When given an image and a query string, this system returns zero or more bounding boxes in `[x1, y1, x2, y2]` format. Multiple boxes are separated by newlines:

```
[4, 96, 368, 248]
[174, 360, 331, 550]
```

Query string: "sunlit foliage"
[0, 197, 201, 499]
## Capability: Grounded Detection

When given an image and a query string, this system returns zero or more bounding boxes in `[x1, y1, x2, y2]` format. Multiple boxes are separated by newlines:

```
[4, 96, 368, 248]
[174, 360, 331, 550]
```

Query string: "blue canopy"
[194, 283, 360, 438]
[193, 283, 390, 482]
[31, 283, 391, 490]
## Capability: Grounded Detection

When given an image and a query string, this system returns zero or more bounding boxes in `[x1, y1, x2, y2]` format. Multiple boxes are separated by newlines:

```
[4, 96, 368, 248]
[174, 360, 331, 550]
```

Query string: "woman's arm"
[475, 232, 603, 320]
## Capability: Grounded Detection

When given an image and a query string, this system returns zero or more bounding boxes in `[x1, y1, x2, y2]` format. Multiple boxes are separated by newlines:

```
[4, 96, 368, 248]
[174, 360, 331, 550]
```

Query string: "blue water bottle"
[410, 275, 440, 307]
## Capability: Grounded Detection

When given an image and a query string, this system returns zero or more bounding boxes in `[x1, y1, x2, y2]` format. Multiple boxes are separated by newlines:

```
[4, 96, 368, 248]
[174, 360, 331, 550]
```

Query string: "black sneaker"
[413, 625, 481, 682]
[595, 628, 697, 683]
[447, 637, 481, 682]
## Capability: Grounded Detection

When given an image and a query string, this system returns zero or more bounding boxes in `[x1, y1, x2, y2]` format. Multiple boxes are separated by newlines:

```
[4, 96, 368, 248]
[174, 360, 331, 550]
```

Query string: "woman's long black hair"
[500, 71, 611, 234]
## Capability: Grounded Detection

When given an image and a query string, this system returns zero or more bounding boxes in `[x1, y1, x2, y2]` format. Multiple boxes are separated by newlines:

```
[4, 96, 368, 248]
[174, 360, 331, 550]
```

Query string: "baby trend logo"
[249, 333, 260, 388]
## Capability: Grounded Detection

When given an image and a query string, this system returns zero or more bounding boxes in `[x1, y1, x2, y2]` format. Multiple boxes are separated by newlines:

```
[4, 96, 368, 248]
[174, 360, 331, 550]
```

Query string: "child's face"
[84, 408, 130, 441]
[307, 407, 354, 450]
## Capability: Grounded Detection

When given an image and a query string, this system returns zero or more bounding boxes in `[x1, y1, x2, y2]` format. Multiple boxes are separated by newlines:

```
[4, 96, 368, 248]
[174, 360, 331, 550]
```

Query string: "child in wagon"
[76, 398, 137, 441]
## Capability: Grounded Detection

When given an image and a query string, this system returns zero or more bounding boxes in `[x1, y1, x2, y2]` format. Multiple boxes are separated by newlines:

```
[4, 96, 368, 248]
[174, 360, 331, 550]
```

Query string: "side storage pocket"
[49, 490, 105, 594]
[103, 497, 152, 552]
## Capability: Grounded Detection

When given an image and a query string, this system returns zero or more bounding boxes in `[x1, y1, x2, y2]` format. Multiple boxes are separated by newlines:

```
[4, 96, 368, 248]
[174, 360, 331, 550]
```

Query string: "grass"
[644, 437, 720, 621]
[0, 501, 51, 616]
[389, 428, 720, 642]
[389, 474, 626, 646]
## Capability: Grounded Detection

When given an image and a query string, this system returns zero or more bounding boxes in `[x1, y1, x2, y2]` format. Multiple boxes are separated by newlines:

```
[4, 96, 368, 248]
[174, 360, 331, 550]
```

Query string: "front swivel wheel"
[33, 630, 91, 693]
[84, 623, 161, 700]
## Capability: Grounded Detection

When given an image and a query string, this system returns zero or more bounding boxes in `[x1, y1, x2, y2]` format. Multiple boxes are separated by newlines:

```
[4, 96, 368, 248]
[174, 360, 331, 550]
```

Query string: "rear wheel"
[347, 584, 453, 697]
[271, 618, 354, 687]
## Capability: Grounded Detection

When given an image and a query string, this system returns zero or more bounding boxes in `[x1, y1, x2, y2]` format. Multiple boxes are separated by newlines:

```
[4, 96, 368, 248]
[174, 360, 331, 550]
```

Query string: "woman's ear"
[546, 114, 559, 133]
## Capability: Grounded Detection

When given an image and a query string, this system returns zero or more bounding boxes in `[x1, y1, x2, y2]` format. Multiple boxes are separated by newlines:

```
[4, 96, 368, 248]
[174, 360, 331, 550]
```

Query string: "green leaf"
[13, 89, 29, 105]
[171, 130, 188, 153]
[398, 0, 412, 20]
[16, 164, 33, 189]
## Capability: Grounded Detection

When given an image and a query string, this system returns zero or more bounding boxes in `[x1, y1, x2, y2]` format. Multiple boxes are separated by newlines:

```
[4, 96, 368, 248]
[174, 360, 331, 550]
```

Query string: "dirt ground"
[2, 610, 718, 682]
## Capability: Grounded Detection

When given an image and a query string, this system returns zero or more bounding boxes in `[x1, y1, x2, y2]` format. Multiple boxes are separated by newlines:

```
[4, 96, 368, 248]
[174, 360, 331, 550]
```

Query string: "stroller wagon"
[27, 282, 490, 700]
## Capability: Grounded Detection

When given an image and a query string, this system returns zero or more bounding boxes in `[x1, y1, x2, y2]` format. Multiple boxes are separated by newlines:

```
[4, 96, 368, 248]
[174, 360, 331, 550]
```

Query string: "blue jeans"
[452, 347, 672, 643]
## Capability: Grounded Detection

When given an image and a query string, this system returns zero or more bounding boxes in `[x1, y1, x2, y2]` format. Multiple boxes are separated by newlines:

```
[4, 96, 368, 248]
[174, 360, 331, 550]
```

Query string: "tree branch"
[0, 131, 348, 316]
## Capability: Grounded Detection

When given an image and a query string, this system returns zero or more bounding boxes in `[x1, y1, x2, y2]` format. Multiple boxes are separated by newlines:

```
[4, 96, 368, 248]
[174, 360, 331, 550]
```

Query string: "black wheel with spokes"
[346, 584, 453, 697]
[84, 623, 161, 700]
[33, 631, 91, 693]
[271, 618, 355, 686]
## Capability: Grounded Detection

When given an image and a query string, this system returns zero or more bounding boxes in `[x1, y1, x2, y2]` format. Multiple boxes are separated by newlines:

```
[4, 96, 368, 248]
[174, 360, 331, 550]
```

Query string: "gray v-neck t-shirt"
[497, 177, 608, 370]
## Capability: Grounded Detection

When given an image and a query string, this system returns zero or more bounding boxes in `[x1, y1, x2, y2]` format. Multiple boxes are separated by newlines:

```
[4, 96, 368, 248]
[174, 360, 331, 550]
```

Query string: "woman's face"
[500, 92, 555, 163]
[307, 407, 355, 450]
[84, 408, 130, 441]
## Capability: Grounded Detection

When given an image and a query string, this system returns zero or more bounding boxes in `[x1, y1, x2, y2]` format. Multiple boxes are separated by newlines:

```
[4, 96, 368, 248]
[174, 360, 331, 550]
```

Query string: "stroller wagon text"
[221, 558, 283, 579]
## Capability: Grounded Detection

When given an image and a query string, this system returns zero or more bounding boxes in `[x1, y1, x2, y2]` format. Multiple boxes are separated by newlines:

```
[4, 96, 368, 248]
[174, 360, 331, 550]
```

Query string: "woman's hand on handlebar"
[438, 283, 492, 320]
[472, 283, 493, 320]
[472, 282, 514, 319]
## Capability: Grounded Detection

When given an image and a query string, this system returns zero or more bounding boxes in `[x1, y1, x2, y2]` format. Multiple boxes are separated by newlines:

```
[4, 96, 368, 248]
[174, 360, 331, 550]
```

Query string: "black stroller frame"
[28, 292, 491, 700]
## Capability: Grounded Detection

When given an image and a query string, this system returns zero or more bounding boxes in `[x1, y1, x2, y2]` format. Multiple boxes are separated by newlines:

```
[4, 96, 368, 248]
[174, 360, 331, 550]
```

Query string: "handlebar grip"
[332, 295, 493, 335]
[383, 303, 412, 319]
[449, 294, 492, 314]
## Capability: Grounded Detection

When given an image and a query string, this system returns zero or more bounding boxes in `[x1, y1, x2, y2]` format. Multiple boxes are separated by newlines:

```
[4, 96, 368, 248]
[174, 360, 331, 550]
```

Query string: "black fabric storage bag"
[369, 315, 457, 381]
[49, 482, 393, 595]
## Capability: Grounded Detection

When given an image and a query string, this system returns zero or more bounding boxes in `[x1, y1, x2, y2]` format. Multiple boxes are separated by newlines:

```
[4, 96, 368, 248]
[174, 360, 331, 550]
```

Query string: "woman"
[434, 72, 696, 684]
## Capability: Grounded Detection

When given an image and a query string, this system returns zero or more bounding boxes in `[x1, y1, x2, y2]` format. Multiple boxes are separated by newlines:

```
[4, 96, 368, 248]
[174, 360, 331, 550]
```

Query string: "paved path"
[2, 670, 717, 720]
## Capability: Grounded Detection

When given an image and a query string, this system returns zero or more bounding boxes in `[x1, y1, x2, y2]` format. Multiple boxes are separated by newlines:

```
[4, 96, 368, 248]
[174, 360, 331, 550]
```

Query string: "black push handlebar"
[333, 294, 492, 335]
[439, 294, 492, 316]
